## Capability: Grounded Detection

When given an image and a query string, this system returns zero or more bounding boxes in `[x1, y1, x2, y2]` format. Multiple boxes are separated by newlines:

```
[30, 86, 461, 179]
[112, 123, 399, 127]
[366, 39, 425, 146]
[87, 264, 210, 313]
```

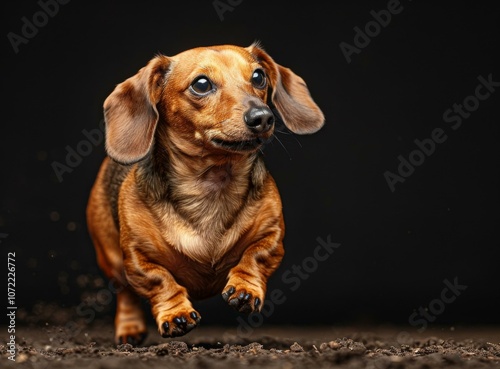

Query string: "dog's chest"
[200, 165, 232, 192]
[160, 202, 253, 266]
[161, 164, 253, 265]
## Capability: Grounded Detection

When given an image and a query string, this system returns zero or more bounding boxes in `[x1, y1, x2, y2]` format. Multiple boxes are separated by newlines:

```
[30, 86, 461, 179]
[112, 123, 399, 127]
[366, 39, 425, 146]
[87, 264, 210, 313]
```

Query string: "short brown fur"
[86, 43, 324, 345]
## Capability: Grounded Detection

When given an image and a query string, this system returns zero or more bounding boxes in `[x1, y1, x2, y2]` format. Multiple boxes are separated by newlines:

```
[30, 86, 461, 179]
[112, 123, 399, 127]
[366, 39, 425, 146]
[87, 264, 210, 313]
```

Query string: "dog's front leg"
[122, 246, 201, 338]
[222, 223, 285, 314]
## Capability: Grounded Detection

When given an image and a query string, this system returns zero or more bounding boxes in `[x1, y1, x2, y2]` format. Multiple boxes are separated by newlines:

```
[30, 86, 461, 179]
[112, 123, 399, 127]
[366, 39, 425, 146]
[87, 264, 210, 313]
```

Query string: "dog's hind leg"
[114, 286, 147, 345]
[86, 158, 148, 346]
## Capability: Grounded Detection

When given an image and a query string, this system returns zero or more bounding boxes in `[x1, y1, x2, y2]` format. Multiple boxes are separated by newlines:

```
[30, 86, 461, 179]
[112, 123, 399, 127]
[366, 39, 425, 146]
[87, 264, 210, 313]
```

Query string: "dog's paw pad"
[160, 311, 201, 338]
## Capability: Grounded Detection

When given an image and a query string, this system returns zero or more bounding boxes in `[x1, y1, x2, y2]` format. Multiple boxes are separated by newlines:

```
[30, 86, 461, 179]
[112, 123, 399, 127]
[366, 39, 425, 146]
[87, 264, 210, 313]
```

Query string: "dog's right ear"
[103, 55, 171, 164]
[246, 43, 324, 135]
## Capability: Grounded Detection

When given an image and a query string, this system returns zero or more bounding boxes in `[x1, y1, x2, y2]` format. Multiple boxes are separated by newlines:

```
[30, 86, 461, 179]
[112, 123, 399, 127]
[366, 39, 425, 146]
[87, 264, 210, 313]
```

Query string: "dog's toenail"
[161, 322, 169, 336]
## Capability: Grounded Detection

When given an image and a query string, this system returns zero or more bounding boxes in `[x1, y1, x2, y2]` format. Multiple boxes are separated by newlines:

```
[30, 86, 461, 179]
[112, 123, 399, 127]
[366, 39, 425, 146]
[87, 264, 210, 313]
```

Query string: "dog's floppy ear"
[103, 55, 171, 164]
[247, 43, 325, 135]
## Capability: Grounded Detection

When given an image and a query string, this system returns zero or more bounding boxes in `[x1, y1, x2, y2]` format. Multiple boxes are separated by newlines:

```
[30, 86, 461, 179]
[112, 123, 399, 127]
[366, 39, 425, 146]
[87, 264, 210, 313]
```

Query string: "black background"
[1, 0, 499, 329]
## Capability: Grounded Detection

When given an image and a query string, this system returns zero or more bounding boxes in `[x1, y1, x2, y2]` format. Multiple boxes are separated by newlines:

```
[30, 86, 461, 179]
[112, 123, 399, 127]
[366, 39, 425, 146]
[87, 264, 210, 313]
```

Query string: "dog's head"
[103, 42, 325, 164]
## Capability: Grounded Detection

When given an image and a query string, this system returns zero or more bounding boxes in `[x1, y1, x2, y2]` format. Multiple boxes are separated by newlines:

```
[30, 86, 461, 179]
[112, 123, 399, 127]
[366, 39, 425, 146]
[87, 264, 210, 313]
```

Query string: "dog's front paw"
[158, 310, 201, 338]
[222, 285, 263, 314]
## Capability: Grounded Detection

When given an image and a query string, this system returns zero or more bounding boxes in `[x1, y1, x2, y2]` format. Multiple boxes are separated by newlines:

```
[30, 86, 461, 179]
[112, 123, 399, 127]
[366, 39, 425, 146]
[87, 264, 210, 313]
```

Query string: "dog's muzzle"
[211, 106, 275, 152]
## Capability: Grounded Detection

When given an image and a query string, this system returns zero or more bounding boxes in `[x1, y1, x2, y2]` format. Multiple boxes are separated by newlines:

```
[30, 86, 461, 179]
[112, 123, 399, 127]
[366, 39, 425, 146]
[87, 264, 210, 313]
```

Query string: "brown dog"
[86, 42, 324, 345]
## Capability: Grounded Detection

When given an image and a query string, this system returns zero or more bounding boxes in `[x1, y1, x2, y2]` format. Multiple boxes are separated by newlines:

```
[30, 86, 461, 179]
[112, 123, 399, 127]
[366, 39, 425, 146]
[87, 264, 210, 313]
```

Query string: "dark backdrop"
[1, 0, 499, 329]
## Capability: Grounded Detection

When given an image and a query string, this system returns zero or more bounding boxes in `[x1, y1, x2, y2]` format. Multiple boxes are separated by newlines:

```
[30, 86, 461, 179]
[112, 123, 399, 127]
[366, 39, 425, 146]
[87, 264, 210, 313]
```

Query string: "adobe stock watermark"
[51, 118, 105, 182]
[339, 0, 413, 64]
[384, 73, 499, 192]
[394, 276, 467, 346]
[213, 0, 243, 21]
[7, 0, 71, 54]
[232, 235, 341, 337]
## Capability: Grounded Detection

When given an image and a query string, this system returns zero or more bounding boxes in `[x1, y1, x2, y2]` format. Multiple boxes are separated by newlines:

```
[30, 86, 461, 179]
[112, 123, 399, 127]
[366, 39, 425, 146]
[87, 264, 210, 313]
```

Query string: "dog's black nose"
[244, 106, 275, 133]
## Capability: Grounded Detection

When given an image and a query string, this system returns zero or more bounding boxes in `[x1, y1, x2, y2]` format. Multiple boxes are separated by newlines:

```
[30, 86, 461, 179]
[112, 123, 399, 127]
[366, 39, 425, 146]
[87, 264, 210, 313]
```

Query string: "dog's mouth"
[211, 137, 266, 152]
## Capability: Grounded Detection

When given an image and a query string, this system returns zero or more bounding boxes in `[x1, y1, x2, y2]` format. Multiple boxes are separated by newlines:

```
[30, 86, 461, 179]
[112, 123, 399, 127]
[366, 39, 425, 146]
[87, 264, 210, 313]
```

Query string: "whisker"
[273, 134, 292, 161]
[277, 131, 302, 149]
[292, 135, 303, 149]
[274, 129, 293, 135]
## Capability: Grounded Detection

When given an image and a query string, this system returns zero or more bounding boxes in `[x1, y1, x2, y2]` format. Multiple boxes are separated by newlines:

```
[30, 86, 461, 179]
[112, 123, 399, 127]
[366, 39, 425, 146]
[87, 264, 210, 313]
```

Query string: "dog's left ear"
[247, 43, 325, 134]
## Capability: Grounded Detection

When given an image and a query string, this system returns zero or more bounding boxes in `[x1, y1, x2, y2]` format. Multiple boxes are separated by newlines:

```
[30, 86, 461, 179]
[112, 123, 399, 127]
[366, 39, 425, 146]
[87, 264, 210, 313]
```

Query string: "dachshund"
[86, 42, 324, 345]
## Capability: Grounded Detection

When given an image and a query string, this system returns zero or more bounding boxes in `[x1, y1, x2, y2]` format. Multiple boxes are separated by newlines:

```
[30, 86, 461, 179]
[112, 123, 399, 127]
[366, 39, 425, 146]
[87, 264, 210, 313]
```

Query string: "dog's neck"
[137, 140, 266, 231]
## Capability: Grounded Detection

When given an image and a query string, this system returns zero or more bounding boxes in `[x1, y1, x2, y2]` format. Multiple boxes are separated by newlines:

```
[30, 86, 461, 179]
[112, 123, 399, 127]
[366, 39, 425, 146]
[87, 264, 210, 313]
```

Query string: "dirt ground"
[2, 319, 499, 369]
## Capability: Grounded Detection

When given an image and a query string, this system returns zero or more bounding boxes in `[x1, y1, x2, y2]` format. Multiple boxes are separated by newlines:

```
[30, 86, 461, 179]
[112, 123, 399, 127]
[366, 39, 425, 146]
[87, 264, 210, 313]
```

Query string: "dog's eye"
[251, 69, 266, 89]
[190, 76, 214, 95]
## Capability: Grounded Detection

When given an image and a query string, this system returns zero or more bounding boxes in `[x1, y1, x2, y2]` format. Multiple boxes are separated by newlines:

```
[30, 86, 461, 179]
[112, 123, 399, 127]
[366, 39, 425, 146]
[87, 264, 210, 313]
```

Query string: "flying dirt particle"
[290, 342, 304, 352]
